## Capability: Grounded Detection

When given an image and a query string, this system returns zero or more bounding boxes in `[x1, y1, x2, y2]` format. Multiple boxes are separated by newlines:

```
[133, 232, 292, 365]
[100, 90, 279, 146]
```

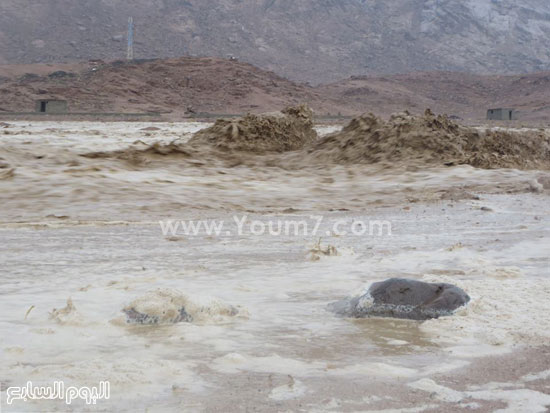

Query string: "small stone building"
[487, 108, 516, 121]
[35, 99, 68, 114]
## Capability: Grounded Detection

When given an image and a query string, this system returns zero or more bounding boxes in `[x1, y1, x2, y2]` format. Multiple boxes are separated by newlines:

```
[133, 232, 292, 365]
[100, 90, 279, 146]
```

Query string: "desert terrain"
[2, 57, 550, 124]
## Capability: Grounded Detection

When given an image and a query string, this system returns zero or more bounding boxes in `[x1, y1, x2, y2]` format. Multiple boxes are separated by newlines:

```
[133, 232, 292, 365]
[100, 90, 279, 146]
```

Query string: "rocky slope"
[320, 71, 550, 122]
[0, 58, 346, 116]
[1, 58, 550, 122]
[1, 0, 550, 83]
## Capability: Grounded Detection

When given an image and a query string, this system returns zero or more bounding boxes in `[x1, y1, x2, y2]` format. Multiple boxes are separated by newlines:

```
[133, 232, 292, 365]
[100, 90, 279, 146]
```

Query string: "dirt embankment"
[305, 109, 550, 170]
[83, 107, 550, 172]
[188, 105, 317, 153]
[82, 105, 319, 167]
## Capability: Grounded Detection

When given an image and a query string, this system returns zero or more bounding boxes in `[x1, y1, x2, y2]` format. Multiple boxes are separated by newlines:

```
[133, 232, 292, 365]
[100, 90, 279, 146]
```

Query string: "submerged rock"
[331, 278, 470, 321]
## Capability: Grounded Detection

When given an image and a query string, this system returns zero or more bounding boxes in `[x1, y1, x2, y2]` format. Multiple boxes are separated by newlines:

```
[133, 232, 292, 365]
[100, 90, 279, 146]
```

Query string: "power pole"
[127, 17, 134, 61]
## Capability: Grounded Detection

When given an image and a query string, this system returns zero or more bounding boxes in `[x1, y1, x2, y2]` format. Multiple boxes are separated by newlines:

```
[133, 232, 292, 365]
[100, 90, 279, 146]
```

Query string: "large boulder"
[331, 278, 470, 321]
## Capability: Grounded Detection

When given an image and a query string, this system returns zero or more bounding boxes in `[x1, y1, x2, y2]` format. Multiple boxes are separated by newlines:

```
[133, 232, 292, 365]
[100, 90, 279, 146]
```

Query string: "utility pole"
[127, 17, 134, 61]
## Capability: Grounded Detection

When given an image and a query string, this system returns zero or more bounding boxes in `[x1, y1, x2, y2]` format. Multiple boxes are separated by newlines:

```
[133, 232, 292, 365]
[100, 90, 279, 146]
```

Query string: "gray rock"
[48, 70, 76, 79]
[123, 307, 192, 325]
[331, 278, 470, 321]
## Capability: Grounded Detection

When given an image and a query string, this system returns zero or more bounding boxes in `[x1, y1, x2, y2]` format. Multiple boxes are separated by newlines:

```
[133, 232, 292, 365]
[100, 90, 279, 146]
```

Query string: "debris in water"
[49, 298, 79, 324]
[24, 305, 35, 320]
[446, 242, 465, 251]
[308, 238, 339, 261]
[123, 289, 247, 325]
[165, 236, 185, 242]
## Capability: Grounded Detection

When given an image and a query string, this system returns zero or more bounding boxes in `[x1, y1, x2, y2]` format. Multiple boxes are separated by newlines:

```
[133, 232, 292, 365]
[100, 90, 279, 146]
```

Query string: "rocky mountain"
[1, 0, 550, 83]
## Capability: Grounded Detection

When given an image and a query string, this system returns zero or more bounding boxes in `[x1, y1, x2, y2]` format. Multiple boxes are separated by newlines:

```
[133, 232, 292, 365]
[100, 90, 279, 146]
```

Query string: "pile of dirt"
[305, 110, 550, 170]
[188, 105, 317, 153]
[466, 129, 550, 170]
[83, 105, 317, 164]
[82, 108, 550, 171]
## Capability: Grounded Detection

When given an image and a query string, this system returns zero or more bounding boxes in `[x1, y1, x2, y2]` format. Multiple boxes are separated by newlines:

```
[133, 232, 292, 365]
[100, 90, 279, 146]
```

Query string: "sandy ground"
[1, 121, 549, 412]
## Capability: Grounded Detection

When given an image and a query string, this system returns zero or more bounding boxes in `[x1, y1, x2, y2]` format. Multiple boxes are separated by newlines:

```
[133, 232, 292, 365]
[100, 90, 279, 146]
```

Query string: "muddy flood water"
[1, 121, 550, 412]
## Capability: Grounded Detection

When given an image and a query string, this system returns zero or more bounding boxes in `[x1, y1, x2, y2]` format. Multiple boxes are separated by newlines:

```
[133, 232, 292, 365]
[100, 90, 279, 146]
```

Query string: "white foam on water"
[420, 275, 550, 348]
[211, 353, 327, 376]
[329, 362, 418, 378]
[269, 379, 307, 401]
[360, 405, 439, 413]
[521, 369, 550, 382]
[408, 379, 464, 403]
[409, 378, 550, 413]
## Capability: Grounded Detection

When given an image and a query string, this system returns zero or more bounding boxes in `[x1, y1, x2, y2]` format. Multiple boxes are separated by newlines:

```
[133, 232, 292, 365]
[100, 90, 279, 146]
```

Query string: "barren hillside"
[320, 71, 550, 122]
[0, 57, 346, 116]
[1, 57, 550, 123]
[1, 0, 550, 83]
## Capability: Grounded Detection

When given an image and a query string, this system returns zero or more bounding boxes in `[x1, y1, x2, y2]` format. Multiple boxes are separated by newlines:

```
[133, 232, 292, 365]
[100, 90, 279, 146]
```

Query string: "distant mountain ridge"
[1, 0, 550, 83]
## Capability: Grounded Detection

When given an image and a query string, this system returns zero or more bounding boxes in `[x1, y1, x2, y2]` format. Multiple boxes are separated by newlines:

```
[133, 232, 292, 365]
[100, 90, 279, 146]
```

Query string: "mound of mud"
[331, 278, 470, 321]
[122, 289, 247, 325]
[81, 105, 316, 164]
[467, 128, 550, 170]
[188, 105, 317, 153]
[306, 110, 550, 170]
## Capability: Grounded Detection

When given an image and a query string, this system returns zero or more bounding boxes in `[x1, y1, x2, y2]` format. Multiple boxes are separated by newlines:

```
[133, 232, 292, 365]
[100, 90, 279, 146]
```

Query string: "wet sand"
[1, 121, 549, 412]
